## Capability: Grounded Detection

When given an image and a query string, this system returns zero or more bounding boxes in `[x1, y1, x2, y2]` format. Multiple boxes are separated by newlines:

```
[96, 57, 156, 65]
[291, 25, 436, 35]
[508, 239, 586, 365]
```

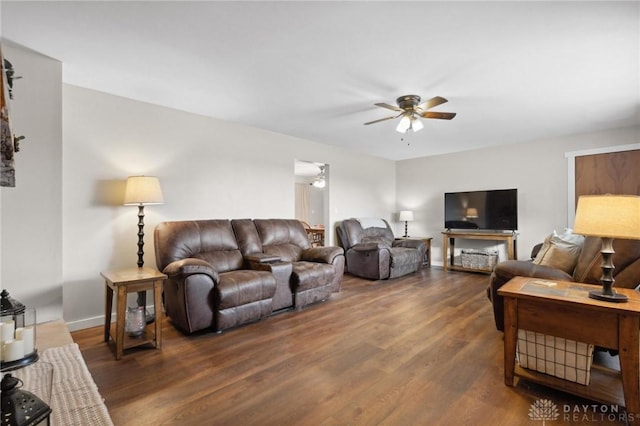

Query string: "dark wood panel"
[575, 150, 640, 205]
[72, 269, 629, 425]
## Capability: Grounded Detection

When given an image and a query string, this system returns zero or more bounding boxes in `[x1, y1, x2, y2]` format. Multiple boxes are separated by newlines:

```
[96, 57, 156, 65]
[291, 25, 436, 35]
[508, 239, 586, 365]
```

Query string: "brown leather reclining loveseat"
[154, 218, 345, 334]
[487, 237, 640, 331]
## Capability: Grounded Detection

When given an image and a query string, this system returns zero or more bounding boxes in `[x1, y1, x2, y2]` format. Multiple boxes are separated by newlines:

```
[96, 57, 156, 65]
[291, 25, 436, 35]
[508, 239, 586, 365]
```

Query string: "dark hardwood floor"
[72, 268, 628, 425]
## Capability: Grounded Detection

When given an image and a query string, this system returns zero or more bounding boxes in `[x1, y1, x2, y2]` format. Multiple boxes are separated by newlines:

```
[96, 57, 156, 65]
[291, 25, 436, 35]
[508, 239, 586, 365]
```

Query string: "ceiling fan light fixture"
[396, 115, 411, 133]
[312, 178, 326, 188]
[411, 117, 424, 132]
[310, 164, 326, 188]
[365, 94, 455, 132]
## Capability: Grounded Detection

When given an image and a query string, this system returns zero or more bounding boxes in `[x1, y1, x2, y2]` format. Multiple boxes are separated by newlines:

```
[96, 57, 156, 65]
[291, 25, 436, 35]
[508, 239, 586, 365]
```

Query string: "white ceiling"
[2, 1, 639, 161]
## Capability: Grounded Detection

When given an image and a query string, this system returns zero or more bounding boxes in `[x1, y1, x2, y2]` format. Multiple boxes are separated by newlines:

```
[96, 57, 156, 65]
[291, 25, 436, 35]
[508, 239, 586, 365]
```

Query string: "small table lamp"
[399, 210, 414, 238]
[124, 176, 164, 320]
[573, 194, 640, 303]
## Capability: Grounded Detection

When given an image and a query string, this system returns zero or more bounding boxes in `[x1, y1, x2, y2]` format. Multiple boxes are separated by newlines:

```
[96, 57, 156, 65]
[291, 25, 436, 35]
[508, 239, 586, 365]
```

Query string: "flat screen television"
[444, 189, 518, 231]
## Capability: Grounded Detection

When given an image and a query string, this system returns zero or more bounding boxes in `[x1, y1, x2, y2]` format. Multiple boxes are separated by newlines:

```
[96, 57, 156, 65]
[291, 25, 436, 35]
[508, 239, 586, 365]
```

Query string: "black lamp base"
[588, 238, 629, 303]
[588, 290, 628, 303]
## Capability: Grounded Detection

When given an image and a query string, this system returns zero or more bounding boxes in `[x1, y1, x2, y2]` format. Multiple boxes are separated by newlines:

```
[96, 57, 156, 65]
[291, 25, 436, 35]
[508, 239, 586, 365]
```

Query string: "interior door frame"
[565, 142, 640, 226]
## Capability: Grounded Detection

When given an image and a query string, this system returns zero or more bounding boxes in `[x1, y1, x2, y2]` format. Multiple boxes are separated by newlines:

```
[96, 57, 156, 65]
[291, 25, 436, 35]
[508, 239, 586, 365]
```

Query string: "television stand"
[442, 230, 517, 273]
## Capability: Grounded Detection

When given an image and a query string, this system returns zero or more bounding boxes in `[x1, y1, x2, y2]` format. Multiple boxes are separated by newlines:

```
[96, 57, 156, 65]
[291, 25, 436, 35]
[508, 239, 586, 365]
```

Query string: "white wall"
[396, 125, 640, 265]
[4, 42, 637, 332]
[0, 43, 63, 322]
[62, 84, 396, 330]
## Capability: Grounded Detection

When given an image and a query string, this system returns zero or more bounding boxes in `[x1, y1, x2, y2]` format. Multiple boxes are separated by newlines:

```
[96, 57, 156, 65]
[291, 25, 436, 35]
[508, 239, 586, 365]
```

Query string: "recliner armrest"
[162, 258, 219, 282]
[350, 242, 390, 252]
[392, 238, 425, 250]
[245, 253, 282, 264]
[301, 246, 345, 264]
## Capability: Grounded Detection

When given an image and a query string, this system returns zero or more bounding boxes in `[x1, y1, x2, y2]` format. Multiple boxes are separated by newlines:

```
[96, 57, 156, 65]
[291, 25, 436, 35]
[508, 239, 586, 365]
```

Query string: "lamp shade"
[396, 115, 411, 134]
[573, 195, 640, 239]
[466, 208, 479, 218]
[123, 176, 164, 206]
[399, 210, 414, 222]
[311, 178, 325, 188]
[411, 117, 424, 132]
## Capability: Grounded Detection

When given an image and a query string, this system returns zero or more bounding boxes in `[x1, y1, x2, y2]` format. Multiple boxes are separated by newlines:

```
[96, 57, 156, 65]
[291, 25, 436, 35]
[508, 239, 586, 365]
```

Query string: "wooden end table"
[417, 237, 432, 267]
[498, 276, 640, 415]
[398, 237, 432, 267]
[101, 267, 167, 360]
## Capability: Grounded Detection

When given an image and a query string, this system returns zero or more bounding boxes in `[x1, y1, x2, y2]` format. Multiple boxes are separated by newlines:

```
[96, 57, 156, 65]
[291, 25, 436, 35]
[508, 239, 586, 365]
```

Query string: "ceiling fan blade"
[418, 96, 448, 111]
[420, 111, 457, 120]
[375, 102, 403, 112]
[364, 115, 399, 125]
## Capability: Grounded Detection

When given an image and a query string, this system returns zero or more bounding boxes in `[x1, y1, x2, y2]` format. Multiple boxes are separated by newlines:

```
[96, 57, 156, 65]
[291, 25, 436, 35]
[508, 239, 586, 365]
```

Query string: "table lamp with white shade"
[399, 210, 414, 238]
[572, 194, 640, 303]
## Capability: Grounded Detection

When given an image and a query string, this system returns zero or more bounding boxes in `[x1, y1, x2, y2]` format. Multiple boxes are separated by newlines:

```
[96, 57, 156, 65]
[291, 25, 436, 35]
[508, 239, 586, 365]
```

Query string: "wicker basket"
[460, 249, 498, 270]
[517, 329, 594, 385]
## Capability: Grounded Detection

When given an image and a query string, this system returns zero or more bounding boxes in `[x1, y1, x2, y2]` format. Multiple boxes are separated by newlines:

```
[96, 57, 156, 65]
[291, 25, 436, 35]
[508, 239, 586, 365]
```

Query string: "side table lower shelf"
[514, 362, 624, 407]
[442, 230, 516, 273]
[108, 322, 159, 352]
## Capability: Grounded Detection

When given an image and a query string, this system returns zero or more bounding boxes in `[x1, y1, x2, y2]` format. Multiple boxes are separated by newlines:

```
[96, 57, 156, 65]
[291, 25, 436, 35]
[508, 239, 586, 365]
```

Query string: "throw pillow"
[532, 229, 585, 274]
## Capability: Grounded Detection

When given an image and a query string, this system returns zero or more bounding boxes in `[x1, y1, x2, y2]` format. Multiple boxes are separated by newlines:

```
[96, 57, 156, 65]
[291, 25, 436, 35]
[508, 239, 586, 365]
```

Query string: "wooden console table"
[499, 276, 640, 415]
[442, 230, 516, 272]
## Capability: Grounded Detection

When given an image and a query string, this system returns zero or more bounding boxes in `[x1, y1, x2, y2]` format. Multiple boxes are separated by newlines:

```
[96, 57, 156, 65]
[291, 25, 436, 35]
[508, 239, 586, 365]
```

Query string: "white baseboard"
[65, 306, 157, 332]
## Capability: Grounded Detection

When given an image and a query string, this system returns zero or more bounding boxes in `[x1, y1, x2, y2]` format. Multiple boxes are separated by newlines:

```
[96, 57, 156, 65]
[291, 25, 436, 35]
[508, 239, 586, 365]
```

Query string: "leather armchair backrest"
[337, 218, 394, 250]
[336, 219, 363, 250]
[253, 219, 310, 262]
[154, 220, 243, 273]
[231, 218, 263, 255]
[361, 225, 394, 247]
[573, 236, 640, 288]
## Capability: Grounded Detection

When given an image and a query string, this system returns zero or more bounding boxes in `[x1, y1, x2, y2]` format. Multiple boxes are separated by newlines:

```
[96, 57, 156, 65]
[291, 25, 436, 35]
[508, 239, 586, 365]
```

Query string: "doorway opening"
[294, 160, 328, 246]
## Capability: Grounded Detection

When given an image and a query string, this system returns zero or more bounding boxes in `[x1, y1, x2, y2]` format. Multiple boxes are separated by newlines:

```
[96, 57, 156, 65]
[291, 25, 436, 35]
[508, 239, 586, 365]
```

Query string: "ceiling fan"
[364, 94, 456, 133]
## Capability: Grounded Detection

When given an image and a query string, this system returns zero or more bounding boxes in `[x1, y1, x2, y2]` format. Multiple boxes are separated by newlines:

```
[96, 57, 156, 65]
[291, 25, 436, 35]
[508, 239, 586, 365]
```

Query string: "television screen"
[444, 189, 518, 231]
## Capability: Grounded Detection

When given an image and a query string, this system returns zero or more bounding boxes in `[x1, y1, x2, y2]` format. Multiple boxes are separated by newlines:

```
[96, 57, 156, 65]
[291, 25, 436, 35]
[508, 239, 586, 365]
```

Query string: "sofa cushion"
[532, 230, 584, 274]
[155, 220, 243, 273]
[291, 262, 335, 291]
[361, 236, 392, 248]
[216, 270, 276, 309]
[390, 247, 420, 268]
[232, 218, 263, 255]
[254, 219, 310, 261]
[361, 226, 394, 247]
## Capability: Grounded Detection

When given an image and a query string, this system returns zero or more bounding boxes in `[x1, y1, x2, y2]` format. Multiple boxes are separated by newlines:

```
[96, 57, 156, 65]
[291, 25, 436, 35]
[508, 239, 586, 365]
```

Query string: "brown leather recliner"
[336, 218, 426, 280]
[154, 220, 277, 333]
[487, 237, 640, 331]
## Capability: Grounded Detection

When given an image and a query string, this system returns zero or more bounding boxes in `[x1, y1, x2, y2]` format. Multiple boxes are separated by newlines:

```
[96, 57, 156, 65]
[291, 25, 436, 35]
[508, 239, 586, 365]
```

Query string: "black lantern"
[1, 290, 38, 371]
[1, 374, 51, 426]
[1, 290, 26, 328]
